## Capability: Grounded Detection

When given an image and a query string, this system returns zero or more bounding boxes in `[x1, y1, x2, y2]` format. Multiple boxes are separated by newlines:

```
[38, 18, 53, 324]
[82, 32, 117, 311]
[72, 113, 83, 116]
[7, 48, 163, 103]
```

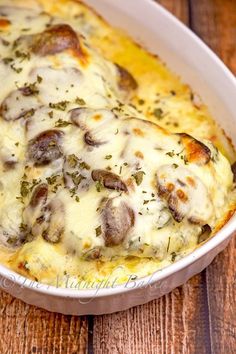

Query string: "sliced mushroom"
[231, 162, 236, 183]
[1, 184, 49, 248]
[92, 169, 128, 192]
[70, 108, 118, 147]
[115, 64, 138, 93]
[84, 124, 119, 147]
[28, 129, 64, 165]
[178, 133, 211, 165]
[84, 131, 105, 147]
[29, 183, 48, 208]
[23, 183, 49, 238]
[70, 107, 88, 130]
[42, 199, 64, 243]
[0, 225, 32, 248]
[156, 165, 213, 225]
[71, 108, 116, 129]
[198, 224, 212, 244]
[83, 247, 101, 260]
[70, 107, 123, 150]
[0, 89, 39, 121]
[167, 194, 184, 223]
[102, 197, 134, 246]
[31, 24, 82, 56]
[23, 184, 64, 243]
[19, 85, 39, 97]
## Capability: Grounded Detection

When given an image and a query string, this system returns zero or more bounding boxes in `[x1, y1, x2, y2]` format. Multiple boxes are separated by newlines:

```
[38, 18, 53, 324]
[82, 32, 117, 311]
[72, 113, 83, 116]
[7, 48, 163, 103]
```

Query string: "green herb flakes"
[10, 64, 22, 73]
[46, 175, 59, 185]
[75, 97, 86, 105]
[138, 98, 145, 105]
[15, 50, 31, 62]
[79, 161, 90, 170]
[48, 111, 54, 118]
[67, 154, 78, 168]
[2, 57, 14, 64]
[166, 151, 175, 158]
[153, 108, 164, 119]
[95, 225, 102, 237]
[20, 181, 30, 197]
[37, 75, 43, 83]
[132, 171, 145, 186]
[95, 181, 103, 192]
[49, 101, 70, 111]
[54, 119, 71, 128]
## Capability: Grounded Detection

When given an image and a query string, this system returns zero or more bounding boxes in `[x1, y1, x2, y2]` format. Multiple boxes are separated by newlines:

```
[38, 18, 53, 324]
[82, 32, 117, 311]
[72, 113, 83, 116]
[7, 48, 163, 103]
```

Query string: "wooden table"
[0, 1, 235, 353]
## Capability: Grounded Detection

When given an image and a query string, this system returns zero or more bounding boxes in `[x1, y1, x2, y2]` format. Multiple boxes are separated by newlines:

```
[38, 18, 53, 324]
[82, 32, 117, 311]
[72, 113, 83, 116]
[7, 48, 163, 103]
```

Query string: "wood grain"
[93, 276, 212, 354]
[190, 0, 236, 74]
[206, 238, 236, 354]
[190, 2, 236, 352]
[158, 0, 189, 24]
[0, 291, 88, 354]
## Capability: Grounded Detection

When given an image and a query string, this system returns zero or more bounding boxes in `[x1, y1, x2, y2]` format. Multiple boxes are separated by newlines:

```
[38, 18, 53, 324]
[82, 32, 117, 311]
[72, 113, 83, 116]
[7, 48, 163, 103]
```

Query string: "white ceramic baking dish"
[0, 0, 235, 315]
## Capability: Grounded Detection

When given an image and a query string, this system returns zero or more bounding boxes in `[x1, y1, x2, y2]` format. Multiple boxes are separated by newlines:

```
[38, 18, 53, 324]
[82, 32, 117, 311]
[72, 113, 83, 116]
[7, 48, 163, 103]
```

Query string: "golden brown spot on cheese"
[186, 176, 196, 187]
[18, 261, 28, 271]
[135, 151, 144, 159]
[133, 128, 144, 137]
[70, 44, 90, 67]
[83, 241, 92, 249]
[93, 114, 102, 121]
[179, 133, 211, 165]
[210, 135, 217, 143]
[167, 183, 175, 192]
[214, 209, 236, 233]
[176, 189, 188, 202]
[0, 18, 11, 28]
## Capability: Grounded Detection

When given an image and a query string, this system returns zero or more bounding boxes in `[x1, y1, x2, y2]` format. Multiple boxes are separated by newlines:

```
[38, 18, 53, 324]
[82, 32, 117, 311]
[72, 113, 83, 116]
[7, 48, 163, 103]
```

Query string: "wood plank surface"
[0, 292, 88, 354]
[158, 0, 189, 24]
[189, 2, 236, 352]
[190, 0, 236, 74]
[0, 1, 235, 354]
[93, 277, 212, 354]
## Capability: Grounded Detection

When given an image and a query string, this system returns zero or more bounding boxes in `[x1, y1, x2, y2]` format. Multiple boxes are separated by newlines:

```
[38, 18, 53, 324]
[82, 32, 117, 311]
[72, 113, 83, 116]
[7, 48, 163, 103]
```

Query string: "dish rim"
[0, 0, 235, 299]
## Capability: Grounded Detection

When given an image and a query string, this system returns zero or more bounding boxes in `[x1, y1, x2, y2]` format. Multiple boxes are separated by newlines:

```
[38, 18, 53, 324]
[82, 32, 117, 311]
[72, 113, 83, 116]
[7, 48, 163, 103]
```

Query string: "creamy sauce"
[0, 0, 235, 287]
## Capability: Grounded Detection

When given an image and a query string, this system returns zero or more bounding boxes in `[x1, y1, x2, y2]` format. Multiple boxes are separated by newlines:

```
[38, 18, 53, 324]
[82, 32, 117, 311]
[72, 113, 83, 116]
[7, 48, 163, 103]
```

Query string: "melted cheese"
[0, 0, 235, 287]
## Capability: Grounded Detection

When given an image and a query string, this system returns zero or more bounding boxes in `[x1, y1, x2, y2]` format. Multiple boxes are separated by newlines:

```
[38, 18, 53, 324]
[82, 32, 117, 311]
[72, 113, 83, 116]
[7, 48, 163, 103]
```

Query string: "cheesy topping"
[0, 0, 235, 286]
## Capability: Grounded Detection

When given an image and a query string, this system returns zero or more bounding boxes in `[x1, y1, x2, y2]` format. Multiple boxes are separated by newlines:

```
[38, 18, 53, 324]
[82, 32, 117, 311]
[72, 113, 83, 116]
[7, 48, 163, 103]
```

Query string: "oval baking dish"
[0, 0, 235, 315]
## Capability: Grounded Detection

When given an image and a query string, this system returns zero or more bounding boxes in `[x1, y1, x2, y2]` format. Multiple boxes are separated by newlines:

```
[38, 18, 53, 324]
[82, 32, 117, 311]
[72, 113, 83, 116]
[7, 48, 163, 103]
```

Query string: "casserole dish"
[0, 0, 235, 315]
